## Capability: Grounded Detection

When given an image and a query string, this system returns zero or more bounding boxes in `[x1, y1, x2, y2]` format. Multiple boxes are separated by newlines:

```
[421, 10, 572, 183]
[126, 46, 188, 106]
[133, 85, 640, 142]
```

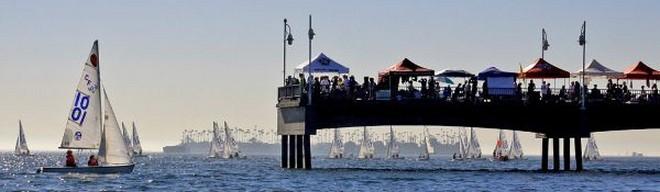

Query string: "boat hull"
[37, 164, 134, 174]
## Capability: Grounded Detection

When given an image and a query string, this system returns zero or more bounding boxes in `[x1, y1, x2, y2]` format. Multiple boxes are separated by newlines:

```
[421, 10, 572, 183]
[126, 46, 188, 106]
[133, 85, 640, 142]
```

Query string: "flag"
[542, 29, 550, 51]
[578, 21, 586, 46]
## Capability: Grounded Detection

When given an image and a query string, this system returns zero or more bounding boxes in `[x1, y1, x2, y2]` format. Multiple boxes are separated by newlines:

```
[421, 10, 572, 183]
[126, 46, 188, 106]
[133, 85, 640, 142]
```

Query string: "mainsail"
[60, 40, 102, 149]
[466, 127, 482, 159]
[208, 121, 224, 158]
[328, 128, 343, 158]
[358, 127, 375, 159]
[507, 131, 524, 159]
[386, 126, 400, 159]
[121, 122, 134, 158]
[97, 89, 132, 165]
[14, 120, 30, 155]
[222, 121, 240, 158]
[425, 127, 435, 154]
[131, 122, 143, 155]
[456, 128, 468, 159]
[583, 133, 601, 160]
[493, 129, 509, 159]
[419, 127, 432, 160]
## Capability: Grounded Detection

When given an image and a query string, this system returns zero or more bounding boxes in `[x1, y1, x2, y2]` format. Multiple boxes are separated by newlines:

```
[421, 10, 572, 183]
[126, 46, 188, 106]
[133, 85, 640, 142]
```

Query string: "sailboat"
[507, 131, 524, 160]
[386, 126, 402, 159]
[328, 128, 344, 159]
[358, 127, 375, 159]
[131, 122, 144, 156]
[121, 122, 134, 158]
[583, 133, 601, 161]
[466, 127, 483, 159]
[15, 120, 31, 156]
[492, 129, 509, 161]
[208, 121, 224, 158]
[418, 127, 433, 160]
[38, 41, 134, 174]
[452, 128, 468, 160]
[222, 121, 242, 159]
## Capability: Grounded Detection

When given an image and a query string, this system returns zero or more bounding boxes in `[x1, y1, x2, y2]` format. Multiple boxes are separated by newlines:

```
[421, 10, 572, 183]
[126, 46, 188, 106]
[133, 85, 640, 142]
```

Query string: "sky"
[0, 0, 659, 155]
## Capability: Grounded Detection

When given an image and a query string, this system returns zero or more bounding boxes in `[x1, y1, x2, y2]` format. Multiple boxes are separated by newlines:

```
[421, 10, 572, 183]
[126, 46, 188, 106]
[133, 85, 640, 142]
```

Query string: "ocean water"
[1, 152, 660, 191]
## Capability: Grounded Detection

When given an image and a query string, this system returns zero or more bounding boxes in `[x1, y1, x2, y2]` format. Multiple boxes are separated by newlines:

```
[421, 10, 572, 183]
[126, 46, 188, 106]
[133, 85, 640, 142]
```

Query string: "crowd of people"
[283, 74, 660, 104]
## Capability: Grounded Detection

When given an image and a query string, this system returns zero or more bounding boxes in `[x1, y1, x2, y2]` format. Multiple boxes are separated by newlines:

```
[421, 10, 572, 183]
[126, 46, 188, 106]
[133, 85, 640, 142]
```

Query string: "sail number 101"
[70, 91, 90, 125]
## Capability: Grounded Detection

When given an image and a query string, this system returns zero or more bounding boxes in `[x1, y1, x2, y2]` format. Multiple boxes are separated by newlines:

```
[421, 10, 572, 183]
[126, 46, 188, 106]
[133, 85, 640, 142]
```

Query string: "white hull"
[38, 164, 134, 174]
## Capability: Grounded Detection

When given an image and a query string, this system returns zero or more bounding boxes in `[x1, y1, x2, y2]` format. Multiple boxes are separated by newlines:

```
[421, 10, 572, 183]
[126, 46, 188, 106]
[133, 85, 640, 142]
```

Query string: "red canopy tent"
[519, 58, 570, 79]
[378, 58, 434, 84]
[623, 61, 659, 80]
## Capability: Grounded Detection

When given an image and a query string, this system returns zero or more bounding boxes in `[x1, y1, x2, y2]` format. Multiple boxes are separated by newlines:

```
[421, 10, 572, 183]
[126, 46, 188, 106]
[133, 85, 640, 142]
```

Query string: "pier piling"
[575, 137, 583, 171]
[288, 135, 295, 168]
[553, 137, 560, 172]
[564, 137, 571, 171]
[296, 135, 304, 169]
[281, 135, 288, 168]
[541, 138, 548, 171]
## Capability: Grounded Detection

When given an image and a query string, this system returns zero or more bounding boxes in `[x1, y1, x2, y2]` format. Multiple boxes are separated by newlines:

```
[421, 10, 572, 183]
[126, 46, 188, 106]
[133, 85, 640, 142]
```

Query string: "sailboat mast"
[97, 40, 103, 138]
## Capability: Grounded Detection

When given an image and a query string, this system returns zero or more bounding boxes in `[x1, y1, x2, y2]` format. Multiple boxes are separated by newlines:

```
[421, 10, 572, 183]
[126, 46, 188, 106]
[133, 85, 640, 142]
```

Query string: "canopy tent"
[295, 53, 349, 74]
[622, 61, 659, 80]
[436, 69, 475, 78]
[573, 59, 623, 78]
[434, 76, 454, 84]
[477, 67, 518, 80]
[378, 58, 434, 77]
[520, 58, 570, 79]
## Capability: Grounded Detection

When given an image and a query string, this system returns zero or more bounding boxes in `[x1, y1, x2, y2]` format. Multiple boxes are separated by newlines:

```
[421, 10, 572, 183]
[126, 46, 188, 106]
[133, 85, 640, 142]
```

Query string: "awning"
[477, 67, 517, 80]
[573, 59, 623, 78]
[436, 69, 475, 78]
[378, 58, 434, 77]
[295, 53, 349, 74]
[520, 58, 570, 79]
[623, 61, 658, 80]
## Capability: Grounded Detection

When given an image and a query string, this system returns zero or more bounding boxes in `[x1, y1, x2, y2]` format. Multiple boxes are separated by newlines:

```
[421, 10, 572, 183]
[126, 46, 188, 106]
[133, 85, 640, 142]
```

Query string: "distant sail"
[222, 121, 240, 158]
[507, 131, 524, 159]
[121, 122, 133, 158]
[386, 126, 400, 159]
[425, 127, 435, 154]
[14, 120, 30, 155]
[60, 40, 102, 149]
[466, 127, 482, 159]
[419, 127, 431, 160]
[358, 127, 374, 159]
[208, 121, 224, 158]
[583, 134, 601, 161]
[328, 128, 343, 159]
[131, 122, 143, 155]
[493, 129, 509, 159]
[97, 88, 132, 165]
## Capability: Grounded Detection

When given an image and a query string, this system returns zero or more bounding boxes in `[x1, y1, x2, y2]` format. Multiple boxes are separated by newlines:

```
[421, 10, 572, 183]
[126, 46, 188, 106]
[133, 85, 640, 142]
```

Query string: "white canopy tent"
[295, 53, 349, 74]
[573, 59, 623, 78]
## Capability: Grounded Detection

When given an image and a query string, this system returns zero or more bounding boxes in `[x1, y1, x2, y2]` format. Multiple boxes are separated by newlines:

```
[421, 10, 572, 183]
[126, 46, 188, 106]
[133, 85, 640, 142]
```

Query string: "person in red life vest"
[87, 155, 99, 167]
[65, 150, 77, 167]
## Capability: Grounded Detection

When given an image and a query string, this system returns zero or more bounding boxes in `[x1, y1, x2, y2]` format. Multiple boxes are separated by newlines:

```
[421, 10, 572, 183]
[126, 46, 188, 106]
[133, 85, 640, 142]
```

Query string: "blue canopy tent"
[477, 67, 518, 96]
[477, 67, 518, 80]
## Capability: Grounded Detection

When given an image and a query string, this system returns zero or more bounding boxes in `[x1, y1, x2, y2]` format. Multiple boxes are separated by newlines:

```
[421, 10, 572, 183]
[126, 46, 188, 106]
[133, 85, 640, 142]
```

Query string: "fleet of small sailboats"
[208, 121, 242, 159]
[453, 127, 483, 160]
[357, 127, 375, 159]
[583, 133, 601, 161]
[14, 120, 31, 156]
[328, 128, 344, 159]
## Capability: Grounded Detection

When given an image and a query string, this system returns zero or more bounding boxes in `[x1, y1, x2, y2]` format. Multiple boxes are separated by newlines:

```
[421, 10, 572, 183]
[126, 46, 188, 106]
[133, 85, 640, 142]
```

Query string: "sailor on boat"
[65, 150, 77, 167]
[87, 155, 99, 167]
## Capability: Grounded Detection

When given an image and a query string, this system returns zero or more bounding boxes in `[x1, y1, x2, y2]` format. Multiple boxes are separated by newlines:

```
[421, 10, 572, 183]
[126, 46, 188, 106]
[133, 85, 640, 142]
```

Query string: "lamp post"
[307, 15, 315, 105]
[283, 19, 294, 86]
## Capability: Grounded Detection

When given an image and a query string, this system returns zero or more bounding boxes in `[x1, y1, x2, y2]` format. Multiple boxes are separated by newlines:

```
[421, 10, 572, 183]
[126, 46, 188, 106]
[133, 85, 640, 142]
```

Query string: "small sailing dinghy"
[38, 41, 134, 174]
[131, 122, 145, 157]
[358, 127, 375, 159]
[222, 121, 243, 159]
[15, 120, 31, 156]
[583, 133, 601, 161]
[418, 127, 433, 161]
[328, 128, 344, 159]
[208, 121, 224, 158]
[507, 131, 524, 160]
[386, 126, 403, 159]
[492, 130, 509, 161]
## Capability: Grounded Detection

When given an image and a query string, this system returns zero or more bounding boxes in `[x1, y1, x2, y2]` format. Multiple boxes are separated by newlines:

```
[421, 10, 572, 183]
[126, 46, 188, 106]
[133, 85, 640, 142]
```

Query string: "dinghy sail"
[507, 131, 524, 159]
[208, 121, 224, 158]
[15, 120, 31, 156]
[131, 122, 143, 156]
[328, 128, 344, 159]
[222, 121, 241, 159]
[60, 40, 102, 150]
[492, 129, 509, 160]
[424, 127, 435, 155]
[358, 127, 375, 159]
[97, 89, 133, 166]
[466, 127, 482, 159]
[583, 133, 601, 161]
[453, 128, 468, 160]
[121, 122, 133, 158]
[418, 127, 432, 160]
[386, 126, 401, 159]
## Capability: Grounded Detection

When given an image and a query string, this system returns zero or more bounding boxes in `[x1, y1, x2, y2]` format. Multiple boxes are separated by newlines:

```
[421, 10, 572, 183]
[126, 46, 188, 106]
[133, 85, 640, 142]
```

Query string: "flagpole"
[307, 14, 315, 105]
[581, 21, 587, 110]
[541, 29, 544, 59]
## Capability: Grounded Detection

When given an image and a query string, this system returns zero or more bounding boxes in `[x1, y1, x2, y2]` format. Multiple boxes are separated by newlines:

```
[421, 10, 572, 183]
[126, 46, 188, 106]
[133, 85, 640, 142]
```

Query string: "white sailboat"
[328, 128, 344, 159]
[121, 122, 134, 158]
[583, 133, 601, 161]
[466, 127, 482, 159]
[38, 41, 134, 174]
[131, 122, 144, 156]
[15, 120, 31, 156]
[358, 127, 374, 159]
[418, 127, 433, 160]
[507, 131, 524, 160]
[208, 121, 224, 158]
[492, 129, 509, 161]
[386, 126, 402, 159]
[222, 121, 242, 159]
[453, 128, 468, 160]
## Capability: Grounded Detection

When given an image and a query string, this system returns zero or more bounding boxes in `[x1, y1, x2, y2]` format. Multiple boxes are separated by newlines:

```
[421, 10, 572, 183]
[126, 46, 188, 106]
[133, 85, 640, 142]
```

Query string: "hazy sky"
[1, 1, 659, 155]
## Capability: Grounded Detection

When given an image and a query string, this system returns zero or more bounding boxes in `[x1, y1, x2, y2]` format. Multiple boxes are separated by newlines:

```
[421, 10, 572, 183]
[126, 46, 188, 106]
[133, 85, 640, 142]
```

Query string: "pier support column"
[288, 135, 296, 169]
[295, 135, 304, 169]
[281, 135, 288, 168]
[563, 137, 571, 171]
[303, 135, 312, 169]
[553, 137, 560, 172]
[541, 138, 548, 171]
[575, 137, 583, 171]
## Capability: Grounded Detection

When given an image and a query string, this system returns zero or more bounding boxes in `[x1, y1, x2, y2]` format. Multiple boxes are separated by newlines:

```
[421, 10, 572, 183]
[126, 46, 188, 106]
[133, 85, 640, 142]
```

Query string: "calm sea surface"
[1, 152, 659, 191]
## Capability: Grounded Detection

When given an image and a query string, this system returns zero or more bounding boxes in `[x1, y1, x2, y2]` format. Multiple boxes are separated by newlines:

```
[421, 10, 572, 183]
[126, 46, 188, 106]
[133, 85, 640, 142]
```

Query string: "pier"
[277, 84, 660, 171]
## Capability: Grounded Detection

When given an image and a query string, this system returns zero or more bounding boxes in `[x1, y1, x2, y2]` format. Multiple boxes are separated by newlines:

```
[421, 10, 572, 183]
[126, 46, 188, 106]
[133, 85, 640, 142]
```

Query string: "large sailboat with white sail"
[14, 120, 31, 156]
[131, 122, 144, 156]
[38, 41, 134, 174]
[386, 126, 402, 159]
[208, 121, 224, 158]
[583, 133, 601, 161]
[358, 127, 375, 159]
[328, 128, 344, 159]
